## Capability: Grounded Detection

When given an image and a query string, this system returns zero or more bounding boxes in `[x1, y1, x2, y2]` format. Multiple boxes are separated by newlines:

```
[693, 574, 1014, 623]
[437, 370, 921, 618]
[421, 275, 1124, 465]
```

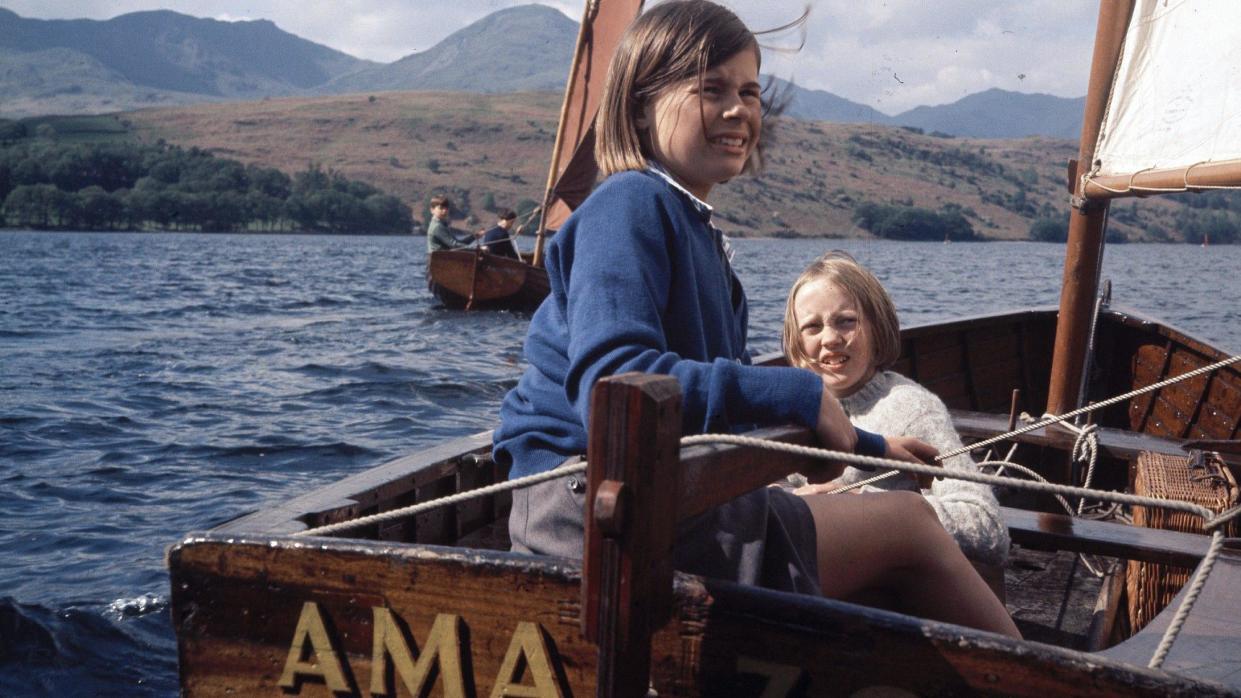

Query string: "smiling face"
[793, 278, 877, 397]
[637, 48, 761, 200]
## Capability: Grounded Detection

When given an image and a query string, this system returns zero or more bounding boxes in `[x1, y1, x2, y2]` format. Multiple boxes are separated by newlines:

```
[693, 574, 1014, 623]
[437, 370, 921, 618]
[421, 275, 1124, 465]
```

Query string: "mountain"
[0, 6, 373, 116]
[0, 5, 1085, 139]
[892, 88, 1085, 139]
[775, 78, 894, 125]
[323, 5, 577, 94]
[777, 83, 1083, 139]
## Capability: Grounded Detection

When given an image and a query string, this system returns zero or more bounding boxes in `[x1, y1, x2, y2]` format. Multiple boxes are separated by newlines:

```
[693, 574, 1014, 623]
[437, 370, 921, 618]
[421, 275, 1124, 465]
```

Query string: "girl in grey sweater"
[783, 251, 1009, 566]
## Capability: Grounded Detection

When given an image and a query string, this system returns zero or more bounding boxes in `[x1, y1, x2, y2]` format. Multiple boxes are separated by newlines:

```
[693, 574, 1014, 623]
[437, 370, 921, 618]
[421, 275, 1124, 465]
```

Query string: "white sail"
[1091, 0, 1241, 180]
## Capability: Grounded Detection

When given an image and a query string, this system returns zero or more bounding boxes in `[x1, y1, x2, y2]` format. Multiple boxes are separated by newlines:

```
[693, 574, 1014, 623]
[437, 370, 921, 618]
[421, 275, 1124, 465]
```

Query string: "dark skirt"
[509, 461, 821, 596]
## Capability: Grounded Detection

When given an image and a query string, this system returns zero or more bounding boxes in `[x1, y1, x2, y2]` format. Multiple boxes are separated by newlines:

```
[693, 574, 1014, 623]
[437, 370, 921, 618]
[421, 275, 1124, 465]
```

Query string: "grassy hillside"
[113, 91, 1217, 241]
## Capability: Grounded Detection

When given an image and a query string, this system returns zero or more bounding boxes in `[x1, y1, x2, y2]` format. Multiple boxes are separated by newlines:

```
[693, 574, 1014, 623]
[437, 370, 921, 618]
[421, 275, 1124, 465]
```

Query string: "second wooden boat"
[426, 0, 644, 312]
[427, 248, 549, 311]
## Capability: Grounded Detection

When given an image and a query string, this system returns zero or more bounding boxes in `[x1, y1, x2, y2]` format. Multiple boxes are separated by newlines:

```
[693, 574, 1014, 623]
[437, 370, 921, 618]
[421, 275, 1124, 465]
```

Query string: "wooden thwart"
[1003, 506, 1214, 569]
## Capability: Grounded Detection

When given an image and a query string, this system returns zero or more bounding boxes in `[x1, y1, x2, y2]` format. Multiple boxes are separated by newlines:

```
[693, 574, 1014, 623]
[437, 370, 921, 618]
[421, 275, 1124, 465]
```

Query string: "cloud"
[0, 0, 1096, 113]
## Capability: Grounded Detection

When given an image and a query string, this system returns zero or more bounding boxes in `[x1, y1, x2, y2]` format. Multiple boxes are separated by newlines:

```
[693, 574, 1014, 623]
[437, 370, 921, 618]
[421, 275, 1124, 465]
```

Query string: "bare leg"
[802, 490, 1021, 639]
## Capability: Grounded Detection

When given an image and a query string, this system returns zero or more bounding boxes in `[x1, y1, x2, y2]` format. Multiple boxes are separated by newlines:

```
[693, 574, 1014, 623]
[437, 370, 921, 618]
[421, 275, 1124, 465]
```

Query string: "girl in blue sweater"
[493, 0, 1018, 638]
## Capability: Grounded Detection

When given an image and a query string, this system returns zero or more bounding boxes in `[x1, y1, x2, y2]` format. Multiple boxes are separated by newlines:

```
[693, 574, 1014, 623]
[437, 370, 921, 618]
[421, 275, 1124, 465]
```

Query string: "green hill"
[13, 91, 1233, 242]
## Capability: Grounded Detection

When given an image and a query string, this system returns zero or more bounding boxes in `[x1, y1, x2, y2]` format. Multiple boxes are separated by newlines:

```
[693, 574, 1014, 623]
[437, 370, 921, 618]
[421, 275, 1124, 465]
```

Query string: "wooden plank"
[1099, 548, 1241, 686]
[1130, 341, 1173, 432]
[215, 431, 494, 535]
[1003, 507, 1213, 569]
[414, 474, 456, 545]
[1148, 395, 1191, 439]
[913, 342, 968, 381]
[923, 374, 972, 410]
[582, 373, 682, 698]
[966, 359, 1025, 413]
[949, 409, 1188, 462]
[677, 425, 818, 521]
[167, 535, 1232, 696]
[1203, 374, 1241, 439]
[170, 537, 598, 697]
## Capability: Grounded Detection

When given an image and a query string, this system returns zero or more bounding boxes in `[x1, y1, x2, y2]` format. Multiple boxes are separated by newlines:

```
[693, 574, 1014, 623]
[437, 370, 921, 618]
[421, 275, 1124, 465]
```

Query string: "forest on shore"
[0, 123, 413, 234]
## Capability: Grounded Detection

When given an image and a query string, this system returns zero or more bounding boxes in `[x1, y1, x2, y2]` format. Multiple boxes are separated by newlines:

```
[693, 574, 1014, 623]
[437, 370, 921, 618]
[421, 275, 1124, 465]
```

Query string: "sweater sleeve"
[554, 183, 822, 436]
[896, 387, 1009, 565]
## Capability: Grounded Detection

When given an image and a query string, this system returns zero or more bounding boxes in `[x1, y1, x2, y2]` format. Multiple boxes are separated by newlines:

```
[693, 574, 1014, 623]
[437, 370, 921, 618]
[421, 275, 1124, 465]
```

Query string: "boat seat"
[950, 409, 1190, 461]
[1097, 547, 1241, 687]
[1003, 506, 1214, 569]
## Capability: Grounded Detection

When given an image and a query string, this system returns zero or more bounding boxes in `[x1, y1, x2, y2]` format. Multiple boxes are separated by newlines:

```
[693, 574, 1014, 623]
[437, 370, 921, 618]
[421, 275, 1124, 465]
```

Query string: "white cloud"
[1, 0, 1097, 113]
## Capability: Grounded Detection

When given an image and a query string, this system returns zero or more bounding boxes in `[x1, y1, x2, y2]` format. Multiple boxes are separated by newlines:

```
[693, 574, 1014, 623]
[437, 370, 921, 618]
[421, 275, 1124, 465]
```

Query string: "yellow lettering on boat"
[370, 609, 468, 697]
[278, 601, 351, 693]
[737, 656, 805, 698]
[489, 621, 563, 698]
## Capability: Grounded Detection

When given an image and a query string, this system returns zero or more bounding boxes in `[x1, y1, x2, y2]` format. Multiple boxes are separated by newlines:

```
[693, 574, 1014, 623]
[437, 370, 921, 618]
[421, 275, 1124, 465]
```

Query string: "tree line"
[852, 201, 980, 242]
[0, 138, 413, 234]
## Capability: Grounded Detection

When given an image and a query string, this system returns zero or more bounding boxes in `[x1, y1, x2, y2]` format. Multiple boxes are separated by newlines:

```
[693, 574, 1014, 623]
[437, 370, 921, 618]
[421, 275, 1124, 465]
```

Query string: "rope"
[290, 353, 1241, 666]
[680, 433, 1232, 523]
[822, 469, 900, 495]
[292, 459, 587, 538]
[682, 432, 1241, 670]
[293, 427, 1241, 670]
[298, 356, 1238, 537]
[1149, 530, 1225, 669]
[936, 353, 1241, 461]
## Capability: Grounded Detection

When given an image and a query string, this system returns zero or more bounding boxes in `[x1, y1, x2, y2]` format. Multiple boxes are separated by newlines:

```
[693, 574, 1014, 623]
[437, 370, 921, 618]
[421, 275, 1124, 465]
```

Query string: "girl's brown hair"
[782, 251, 902, 372]
[595, 0, 763, 177]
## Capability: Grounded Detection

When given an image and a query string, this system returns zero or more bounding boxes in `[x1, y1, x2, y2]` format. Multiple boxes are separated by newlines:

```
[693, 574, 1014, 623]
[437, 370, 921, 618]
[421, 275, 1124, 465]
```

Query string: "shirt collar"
[645, 163, 737, 263]
[645, 163, 713, 220]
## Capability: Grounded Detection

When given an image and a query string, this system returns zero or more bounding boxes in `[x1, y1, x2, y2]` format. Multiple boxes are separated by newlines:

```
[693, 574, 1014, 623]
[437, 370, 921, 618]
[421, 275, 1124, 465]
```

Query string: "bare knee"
[890, 490, 938, 522]
[884, 491, 953, 556]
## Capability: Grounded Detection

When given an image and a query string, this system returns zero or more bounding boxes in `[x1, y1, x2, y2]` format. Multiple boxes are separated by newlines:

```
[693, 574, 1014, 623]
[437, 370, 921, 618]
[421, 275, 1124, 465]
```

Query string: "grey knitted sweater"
[832, 371, 1009, 565]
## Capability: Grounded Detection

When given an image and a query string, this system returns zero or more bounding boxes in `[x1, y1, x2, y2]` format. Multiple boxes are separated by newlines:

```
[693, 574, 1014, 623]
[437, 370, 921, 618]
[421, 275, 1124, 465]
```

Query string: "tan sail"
[532, 0, 644, 267]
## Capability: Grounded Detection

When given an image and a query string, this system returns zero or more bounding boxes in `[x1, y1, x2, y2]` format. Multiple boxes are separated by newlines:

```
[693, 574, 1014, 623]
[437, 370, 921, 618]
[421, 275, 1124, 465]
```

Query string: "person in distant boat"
[782, 251, 1009, 570]
[479, 209, 521, 259]
[425, 196, 474, 253]
[491, 0, 1020, 639]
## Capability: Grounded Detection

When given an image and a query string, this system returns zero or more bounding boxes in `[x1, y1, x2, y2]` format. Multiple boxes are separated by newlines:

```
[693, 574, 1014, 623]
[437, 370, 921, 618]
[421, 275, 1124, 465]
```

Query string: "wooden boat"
[426, 248, 550, 311]
[427, 0, 643, 311]
[167, 304, 1241, 695]
[169, 1, 1241, 695]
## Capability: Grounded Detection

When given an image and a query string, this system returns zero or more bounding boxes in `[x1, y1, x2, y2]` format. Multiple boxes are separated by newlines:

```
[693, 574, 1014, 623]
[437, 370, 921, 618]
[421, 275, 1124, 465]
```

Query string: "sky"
[1, 1, 1100, 115]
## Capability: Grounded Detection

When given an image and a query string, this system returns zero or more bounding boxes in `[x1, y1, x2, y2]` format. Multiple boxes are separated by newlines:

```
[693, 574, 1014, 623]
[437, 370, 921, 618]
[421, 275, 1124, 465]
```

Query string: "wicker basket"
[1126, 450, 1239, 633]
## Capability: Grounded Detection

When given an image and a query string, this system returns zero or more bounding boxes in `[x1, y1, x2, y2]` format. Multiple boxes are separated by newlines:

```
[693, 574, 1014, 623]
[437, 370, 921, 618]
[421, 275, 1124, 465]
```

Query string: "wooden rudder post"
[582, 373, 681, 698]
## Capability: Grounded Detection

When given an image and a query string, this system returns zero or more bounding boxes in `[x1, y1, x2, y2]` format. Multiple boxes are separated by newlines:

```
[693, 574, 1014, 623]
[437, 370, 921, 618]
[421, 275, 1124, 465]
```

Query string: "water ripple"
[0, 231, 1237, 695]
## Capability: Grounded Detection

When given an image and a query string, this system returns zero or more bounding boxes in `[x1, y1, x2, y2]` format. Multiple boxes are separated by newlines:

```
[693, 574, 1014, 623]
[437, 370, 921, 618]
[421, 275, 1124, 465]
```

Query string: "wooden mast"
[532, 0, 644, 269]
[1045, 0, 1137, 415]
[533, 0, 595, 269]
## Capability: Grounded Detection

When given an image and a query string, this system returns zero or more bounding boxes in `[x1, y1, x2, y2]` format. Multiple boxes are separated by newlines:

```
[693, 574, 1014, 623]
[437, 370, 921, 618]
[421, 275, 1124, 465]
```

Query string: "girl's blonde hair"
[783, 251, 902, 372]
[595, 0, 763, 177]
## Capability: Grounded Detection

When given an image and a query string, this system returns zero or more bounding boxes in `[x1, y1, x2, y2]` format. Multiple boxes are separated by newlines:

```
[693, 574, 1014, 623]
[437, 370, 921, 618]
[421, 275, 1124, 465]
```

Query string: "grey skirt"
[509, 462, 821, 596]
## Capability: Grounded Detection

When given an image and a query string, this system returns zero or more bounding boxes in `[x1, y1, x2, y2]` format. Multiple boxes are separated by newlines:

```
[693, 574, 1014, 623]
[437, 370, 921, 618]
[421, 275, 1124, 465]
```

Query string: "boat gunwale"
[166, 530, 1237, 696]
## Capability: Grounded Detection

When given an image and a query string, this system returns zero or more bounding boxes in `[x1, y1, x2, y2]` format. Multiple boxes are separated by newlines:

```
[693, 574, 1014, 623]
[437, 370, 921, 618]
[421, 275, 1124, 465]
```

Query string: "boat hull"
[427, 249, 550, 311]
[168, 307, 1241, 696]
[168, 534, 1226, 697]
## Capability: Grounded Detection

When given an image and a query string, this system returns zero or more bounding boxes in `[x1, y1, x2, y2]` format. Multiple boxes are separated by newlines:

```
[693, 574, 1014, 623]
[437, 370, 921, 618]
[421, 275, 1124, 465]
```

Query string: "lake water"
[1, 231, 1238, 695]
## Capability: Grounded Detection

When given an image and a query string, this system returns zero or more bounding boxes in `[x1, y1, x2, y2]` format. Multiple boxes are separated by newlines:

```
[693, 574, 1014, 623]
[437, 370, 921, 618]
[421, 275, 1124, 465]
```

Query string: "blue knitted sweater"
[493, 170, 824, 478]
